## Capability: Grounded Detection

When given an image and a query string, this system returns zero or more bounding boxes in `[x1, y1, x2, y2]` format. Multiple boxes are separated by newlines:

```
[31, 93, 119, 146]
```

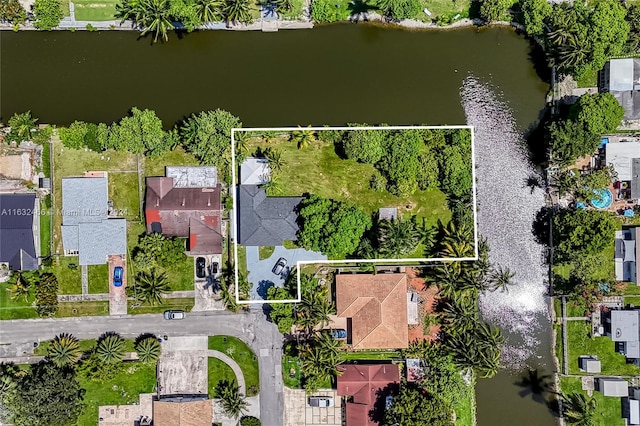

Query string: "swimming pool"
[591, 188, 613, 209]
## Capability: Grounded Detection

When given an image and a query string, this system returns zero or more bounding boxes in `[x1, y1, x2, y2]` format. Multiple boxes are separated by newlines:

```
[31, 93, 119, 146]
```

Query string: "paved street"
[0, 310, 284, 426]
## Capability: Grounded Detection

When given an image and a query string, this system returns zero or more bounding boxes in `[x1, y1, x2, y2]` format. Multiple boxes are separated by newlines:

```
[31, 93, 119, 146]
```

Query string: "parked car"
[163, 310, 185, 320]
[308, 396, 334, 407]
[196, 257, 206, 278]
[272, 257, 287, 275]
[330, 329, 347, 340]
[211, 262, 219, 274]
[113, 266, 123, 287]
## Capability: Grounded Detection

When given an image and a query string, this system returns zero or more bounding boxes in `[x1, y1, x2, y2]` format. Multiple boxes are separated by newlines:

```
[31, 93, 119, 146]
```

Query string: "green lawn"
[340, 350, 401, 361]
[35, 338, 135, 355]
[108, 172, 140, 221]
[72, 0, 118, 21]
[208, 336, 260, 396]
[56, 301, 109, 317]
[259, 246, 275, 260]
[282, 354, 302, 389]
[166, 256, 194, 292]
[52, 256, 82, 294]
[0, 282, 37, 320]
[575, 69, 599, 88]
[208, 357, 237, 399]
[143, 147, 199, 178]
[128, 298, 194, 314]
[625, 295, 640, 307]
[88, 264, 109, 294]
[623, 283, 640, 295]
[555, 323, 564, 374]
[78, 361, 156, 426]
[559, 377, 625, 426]
[453, 379, 475, 426]
[567, 320, 640, 376]
[418, 0, 470, 22]
[244, 137, 451, 227]
[279, 0, 304, 19]
[40, 199, 52, 258]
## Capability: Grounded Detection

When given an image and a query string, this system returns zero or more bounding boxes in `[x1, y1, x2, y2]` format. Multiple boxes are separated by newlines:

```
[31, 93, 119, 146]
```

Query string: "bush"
[317, 128, 344, 144]
[0, 0, 27, 24]
[380, 130, 422, 197]
[479, 0, 511, 22]
[311, 0, 350, 22]
[553, 209, 617, 261]
[33, 0, 63, 30]
[240, 416, 261, 426]
[377, 0, 421, 20]
[369, 170, 387, 192]
[342, 127, 385, 164]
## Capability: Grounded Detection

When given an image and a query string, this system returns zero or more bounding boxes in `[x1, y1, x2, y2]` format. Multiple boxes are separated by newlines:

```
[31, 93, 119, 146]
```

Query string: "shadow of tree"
[257, 280, 275, 298]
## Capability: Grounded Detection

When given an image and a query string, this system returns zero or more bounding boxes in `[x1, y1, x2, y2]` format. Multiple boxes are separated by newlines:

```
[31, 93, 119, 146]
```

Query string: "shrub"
[311, 0, 350, 22]
[0, 0, 27, 24]
[479, 0, 512, 22]
[377, 0, 421, 20]
[369, 170, 387, 192]
[342, 127, 385, 164]
[240, 416, 261, 426]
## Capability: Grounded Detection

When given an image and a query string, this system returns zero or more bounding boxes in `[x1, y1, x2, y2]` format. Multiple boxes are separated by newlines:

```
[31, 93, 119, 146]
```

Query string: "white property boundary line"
[231, 125, 478, 304]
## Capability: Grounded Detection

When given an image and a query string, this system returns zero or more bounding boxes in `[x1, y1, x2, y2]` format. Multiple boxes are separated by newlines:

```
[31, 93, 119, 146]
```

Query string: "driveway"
[192, 254, 226, 311]
[246, 246, 327, 300]
[284, 388, 342, 426]
[108, 255, 127, 315]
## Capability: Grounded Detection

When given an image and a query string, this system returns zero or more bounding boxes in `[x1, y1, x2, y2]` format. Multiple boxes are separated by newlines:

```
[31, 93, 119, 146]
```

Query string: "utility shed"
[579, 356, 601, 373]
[598, 378, 629, 397]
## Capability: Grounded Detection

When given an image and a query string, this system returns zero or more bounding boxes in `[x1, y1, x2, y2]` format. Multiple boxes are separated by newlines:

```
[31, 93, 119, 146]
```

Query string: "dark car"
[196, 257, 206, 278]
[113, 266, 123, 287]
[330, 329, 347, 340]
[211, 262, 219, 274]
[163, 310, 185, 320]
[272, 257, 287, 275]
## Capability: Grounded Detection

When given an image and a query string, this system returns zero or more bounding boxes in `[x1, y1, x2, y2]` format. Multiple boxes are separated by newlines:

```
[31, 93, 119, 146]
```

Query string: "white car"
[308, 396, 334, 407]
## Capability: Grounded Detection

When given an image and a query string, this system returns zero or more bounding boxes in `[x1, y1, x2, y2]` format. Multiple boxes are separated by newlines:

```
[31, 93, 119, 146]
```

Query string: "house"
[240, 157, 271, 185]
[337, 364, 400, 426]
[145, 167, 223, 255]
[597, 378, 629, 397]
[578, 356, 601, 373]
[615, 227, 640, 283]
[335, 273, 409, 350]
[601, 58, 640, 120]
[152, 398, 213, 426]
[604, 139, 640, 200]
[0, 193, 38, 270]
[606, 310, 640, 363]
[61, 176, 126, 265]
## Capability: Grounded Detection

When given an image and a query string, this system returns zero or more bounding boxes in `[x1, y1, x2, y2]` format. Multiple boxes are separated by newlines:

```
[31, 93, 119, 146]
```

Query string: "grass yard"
[623, 283, 640, 296]
[554, 323, 564, 374]
[567, 320, 640, 376]
[340, 350, 401, 361]
[34, 338, 99, 355]
[56, 301, 109, 317]
[259, 246, 275, 260]
[559, 377, 625, 426]
[453, 379, 475, 426]
[279, 0, 304, 19]
[108, 172, 140, 221]
[244, 137, 451, 227]
[282, 354, 301, 389]
[88, 264, 109, 294]
[72, 0, 118, 21]
[143, 147, 199, 178]
[418, 0, 470, 22]
[624, 295, 640, 307]
[0, 282, 37, 320]
[128, 298, 194, 314]
[77, 361, 156, 426]
[165, 256, 194, 291]
[208, 357, 237, 398]
[40, 202, 52, 257]
[208, 336, 260, 396]
[575, 69, 599, 88]
[52, 256, 82, 294]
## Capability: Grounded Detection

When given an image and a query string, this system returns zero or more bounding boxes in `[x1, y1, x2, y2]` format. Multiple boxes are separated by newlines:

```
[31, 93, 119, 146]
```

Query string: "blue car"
[113, 266, 123, 287]
[331, 329, 347, 340]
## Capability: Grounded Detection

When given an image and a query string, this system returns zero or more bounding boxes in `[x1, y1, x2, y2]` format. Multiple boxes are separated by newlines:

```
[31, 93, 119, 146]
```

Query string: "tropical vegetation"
[0, 0, 27, 25]
[32, 0, 63, 30]
[214, 379, 248, 419]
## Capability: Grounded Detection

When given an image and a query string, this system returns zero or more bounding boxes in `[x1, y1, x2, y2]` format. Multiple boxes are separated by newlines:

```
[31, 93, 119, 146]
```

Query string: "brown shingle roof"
[336, 273, 408, 349]
[152, 400, 212, 426]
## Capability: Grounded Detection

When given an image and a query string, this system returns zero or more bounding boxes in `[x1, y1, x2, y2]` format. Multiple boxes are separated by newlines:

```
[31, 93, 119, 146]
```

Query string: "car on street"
[211, 262, 219, 274]
[272, 257, 287, 275]
[163, 310, 185, 320]
[308, 396, 334, 407]
[330, 329, 347, 340]
[196, 257, 206, 278]
[113, 266, 123, 287]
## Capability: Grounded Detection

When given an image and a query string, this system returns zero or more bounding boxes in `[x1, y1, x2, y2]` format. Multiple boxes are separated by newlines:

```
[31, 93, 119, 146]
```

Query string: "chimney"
[155, 197, 159, 207]
[207, 197, 211, 207]
[182, 197, 185, 207]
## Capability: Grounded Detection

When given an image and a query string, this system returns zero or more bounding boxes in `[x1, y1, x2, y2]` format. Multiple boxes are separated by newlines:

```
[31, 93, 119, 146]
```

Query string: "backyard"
[241, 136, 451, 227]
[63, 0, 118, 21]
[208, 336, 260, 396]
[560, 377, 625, 426]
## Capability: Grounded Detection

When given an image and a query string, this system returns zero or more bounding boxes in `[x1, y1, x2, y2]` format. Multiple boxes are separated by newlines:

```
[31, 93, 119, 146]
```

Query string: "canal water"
[1, 23, 554, 425]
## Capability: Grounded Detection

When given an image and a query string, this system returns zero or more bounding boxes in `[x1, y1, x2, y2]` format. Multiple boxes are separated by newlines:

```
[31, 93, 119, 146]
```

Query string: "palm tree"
[378, 218, 424, 258]
[516, 369, 554, 403]
[563, 392, 597, 426]
[139, 0, 174, 43]
[8, 111, 37, 142]
[290, 127, 316, 149]
[134, 269, 170, 305]
[431, 264, 461, 300]
[7, 271, 33, 302]
[0, 363, 20, 396]
[224, 0, 252, 24]
[441, 297, 478, 335]
[557, 34, 588, 69]
[47, 333, 81, 368]
[215, 379, 248, 419]
[437, 220, 474, 258]
[96, 332, 126, 364]
[262, 175, 283, 195]
[273, 0, 292, 14]
[488, 265, 515, 293]
[264, 148, 285, 172]
[194, 0, 224, 22]
[135, 335, 161, 363]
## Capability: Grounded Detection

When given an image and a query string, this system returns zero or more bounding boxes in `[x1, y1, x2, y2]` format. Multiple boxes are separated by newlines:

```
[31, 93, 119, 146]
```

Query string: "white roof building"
[240, 158, 271, 185]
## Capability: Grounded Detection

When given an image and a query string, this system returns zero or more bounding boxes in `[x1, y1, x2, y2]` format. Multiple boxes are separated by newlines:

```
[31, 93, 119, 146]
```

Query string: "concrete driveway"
[284, 388, 342, 426]
[108, 255, 127, 315]
[245, 246, 327, 300]
[193, 255, 225, 311]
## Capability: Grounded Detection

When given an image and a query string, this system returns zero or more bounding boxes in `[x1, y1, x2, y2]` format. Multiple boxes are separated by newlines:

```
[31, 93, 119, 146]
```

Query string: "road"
[0, 310, 284, 426]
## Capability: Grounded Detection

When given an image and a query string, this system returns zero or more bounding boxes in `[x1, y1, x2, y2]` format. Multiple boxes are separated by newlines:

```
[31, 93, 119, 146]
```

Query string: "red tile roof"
[337, 364, 400, 426]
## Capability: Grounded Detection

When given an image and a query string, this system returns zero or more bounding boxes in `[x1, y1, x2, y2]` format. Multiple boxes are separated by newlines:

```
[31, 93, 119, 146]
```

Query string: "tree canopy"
[519, 0, 552, 37]
[33, 0, 62, 30]
[479, 0, 511, 23]
[297, 195, 371, 258]
[377, 0, 421, 20]
[342, 126, 385, 164]
[553, 209, 617, 261]
[383, 383, 454, 426]
[568, 93, 625, 137]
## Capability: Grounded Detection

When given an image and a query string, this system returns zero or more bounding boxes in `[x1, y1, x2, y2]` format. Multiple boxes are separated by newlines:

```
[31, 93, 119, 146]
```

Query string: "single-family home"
[615, 226, 640, 283]
[61, 175, 126, 265]
[605, 310, 640, 363]
[601, 58, 640, 120]
[604, 138, 640, 200]
[0, 193, 38, 270]
[335, 273, 409, 350]
[152, 398, 213, 426]
[597, 378, 629, 397]
[337, 364, 400, 426]
[145, 167, 223, 255]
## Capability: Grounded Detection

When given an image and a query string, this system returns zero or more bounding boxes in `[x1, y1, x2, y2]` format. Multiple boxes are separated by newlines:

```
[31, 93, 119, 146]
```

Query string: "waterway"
[1, 23, 554, 425]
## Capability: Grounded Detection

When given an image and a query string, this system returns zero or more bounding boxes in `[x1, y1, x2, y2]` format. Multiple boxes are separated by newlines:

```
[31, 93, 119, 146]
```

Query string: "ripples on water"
[461, 76, 550, 369]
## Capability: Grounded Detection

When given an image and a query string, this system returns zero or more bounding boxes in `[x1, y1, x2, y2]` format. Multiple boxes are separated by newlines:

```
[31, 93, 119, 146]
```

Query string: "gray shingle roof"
[78, 220, 126, 265]
[0, 194, 38, 270]
[62, 177, 108, 225]
[237, 185, 302, 246]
